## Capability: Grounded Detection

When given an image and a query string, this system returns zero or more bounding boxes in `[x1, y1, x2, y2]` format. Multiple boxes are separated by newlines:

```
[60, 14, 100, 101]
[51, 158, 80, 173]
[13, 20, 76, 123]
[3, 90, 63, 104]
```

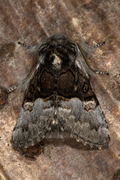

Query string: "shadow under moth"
[9, 34, 110, 156]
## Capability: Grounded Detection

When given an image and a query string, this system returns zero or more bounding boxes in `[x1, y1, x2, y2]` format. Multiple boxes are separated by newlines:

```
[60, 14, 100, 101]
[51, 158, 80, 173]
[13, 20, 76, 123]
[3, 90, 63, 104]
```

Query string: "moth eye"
[68, 43, 76, 52]
[83, 83, 89, 93]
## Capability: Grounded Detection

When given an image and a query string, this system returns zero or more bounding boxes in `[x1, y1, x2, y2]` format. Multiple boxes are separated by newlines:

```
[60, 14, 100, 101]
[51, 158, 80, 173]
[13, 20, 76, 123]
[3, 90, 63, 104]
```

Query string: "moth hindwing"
[11, 34, 110, 154]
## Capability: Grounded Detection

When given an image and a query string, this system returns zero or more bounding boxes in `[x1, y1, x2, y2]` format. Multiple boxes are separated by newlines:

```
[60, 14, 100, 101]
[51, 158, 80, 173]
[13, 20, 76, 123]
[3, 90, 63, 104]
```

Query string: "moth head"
[18, 34, 79, 91]
[38, 34, 78, 67]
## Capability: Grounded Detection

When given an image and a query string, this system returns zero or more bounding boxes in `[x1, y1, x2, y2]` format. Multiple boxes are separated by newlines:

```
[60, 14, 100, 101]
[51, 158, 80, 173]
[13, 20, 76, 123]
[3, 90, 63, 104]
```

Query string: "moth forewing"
[17, 47, 41, 91]
[10, 34, 110, 156]
[76, 43, 96, 78]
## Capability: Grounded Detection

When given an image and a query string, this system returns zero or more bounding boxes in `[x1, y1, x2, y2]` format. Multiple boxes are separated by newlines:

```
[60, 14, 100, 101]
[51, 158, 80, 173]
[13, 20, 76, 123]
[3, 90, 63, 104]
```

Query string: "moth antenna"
[94, 41, 105, 48]
[94, 33, 113, 48]
[78, 44, 109, 76]
[18, 41, 31, 49]
[93, 40, 109, 75]
[7, 85, 18, 93]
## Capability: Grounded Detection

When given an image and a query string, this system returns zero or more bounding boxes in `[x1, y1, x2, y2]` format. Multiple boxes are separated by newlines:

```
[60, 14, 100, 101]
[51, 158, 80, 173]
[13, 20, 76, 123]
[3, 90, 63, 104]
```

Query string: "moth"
[10, 34, 110, 155]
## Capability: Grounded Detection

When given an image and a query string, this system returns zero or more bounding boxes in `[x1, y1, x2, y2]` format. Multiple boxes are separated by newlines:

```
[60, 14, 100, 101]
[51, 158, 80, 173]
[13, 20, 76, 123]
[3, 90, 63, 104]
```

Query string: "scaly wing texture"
[57, 97, 110, 149]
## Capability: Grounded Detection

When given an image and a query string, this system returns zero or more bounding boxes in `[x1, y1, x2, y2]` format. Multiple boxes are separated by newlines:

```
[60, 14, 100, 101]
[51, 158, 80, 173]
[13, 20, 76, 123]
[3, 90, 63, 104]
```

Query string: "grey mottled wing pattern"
[11, 96, 110, 150]
[57, 98, 110, 149]
[11, 34, 110, 153]
[11, 99, 54, 150]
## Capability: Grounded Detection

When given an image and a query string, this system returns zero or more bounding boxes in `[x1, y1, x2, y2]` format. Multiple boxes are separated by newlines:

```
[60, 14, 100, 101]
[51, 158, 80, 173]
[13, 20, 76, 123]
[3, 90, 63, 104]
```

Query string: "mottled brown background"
[0, 0, 120, 180]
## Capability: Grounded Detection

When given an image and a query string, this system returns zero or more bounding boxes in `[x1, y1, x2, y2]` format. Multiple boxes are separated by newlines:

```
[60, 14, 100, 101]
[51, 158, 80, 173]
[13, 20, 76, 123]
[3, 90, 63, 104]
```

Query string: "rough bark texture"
[0, 0, 120, 180]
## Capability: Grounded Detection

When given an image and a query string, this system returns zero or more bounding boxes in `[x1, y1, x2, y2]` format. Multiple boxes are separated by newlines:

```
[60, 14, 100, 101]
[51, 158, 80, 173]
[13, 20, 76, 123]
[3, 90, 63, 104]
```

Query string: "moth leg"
[7, 85, 18, 93]
[0, 85, 17, 109]
[93, 41, 109, 75]
[77, 41, 109, 75]
[93, 70, 109, 75]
